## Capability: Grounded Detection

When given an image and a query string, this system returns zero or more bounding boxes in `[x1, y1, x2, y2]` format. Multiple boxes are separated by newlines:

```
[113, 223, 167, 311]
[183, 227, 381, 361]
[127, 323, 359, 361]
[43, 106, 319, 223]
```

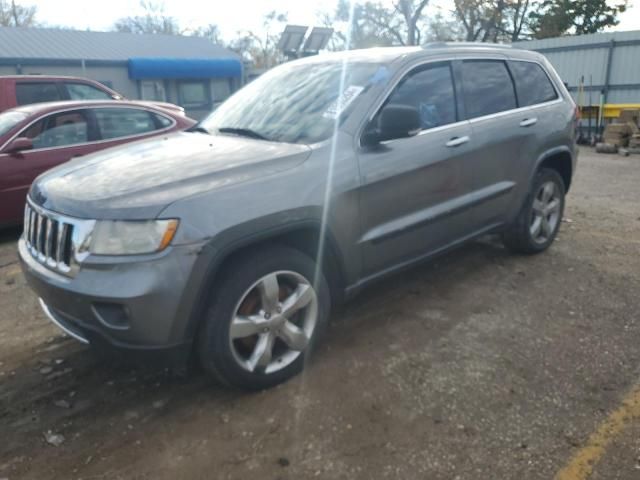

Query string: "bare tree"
[228, 11, 288, 69]
[113, 0, 181, 35]
[188, 24, 223, 45]
[0, 0, 37, 27]
[395, 0, 431, 45]
[453, 0, 537, 43]
[325, 0, 432, 49]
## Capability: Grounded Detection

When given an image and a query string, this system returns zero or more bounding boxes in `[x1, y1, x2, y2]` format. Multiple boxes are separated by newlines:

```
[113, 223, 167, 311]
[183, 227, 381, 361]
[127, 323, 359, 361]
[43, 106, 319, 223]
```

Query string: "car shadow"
[1, 235, 517, 463]
[0, 225, 22, 245]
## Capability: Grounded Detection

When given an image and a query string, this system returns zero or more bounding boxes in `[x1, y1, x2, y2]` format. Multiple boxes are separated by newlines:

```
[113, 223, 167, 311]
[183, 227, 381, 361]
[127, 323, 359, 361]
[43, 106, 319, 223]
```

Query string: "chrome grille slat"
[38, 214, 46, 255]
[56, 223, 66, 264]
[44, 218, 52, 260]
[28, 208, 35, 245]
[23, 202, 78, 276]
[23, 205, 30, 237]
[31, 209, 38, 247]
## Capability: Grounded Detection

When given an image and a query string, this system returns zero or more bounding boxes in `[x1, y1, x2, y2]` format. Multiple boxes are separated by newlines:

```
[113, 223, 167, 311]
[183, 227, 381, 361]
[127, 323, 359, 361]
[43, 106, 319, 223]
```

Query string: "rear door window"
[16, 83, 62, 106]
[383, 62, 457, 131]
[461, 60, 517, 119]
[93, 107, 160, 140]
[509, 61, 558, 107]
[65, 83, 113, 101]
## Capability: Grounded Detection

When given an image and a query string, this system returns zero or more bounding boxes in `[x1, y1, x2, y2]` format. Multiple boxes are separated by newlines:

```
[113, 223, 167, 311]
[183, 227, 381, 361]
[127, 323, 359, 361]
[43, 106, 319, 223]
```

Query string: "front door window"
[21, 110, 90, 149]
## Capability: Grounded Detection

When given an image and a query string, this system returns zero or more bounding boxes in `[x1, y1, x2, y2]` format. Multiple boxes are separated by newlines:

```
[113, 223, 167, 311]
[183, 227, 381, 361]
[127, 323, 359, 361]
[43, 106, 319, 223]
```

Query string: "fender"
[530, 144, 575, 190]
[506, 144, 575, 226]
[169, 208, 348, 343]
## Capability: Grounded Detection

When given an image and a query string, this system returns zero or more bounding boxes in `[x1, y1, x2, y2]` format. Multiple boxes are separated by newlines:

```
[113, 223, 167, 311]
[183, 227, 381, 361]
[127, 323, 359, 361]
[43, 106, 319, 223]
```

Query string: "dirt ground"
[1, 147, 639, 480]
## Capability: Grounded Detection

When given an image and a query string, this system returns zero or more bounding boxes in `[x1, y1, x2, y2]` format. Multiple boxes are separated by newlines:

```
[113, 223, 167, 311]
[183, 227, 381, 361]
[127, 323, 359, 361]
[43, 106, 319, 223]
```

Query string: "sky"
[29, 0, 640, 41]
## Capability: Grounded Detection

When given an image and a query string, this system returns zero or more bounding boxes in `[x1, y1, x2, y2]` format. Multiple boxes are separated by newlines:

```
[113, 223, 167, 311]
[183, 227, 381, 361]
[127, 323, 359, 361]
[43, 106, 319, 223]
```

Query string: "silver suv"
[19, 44, 578, 390]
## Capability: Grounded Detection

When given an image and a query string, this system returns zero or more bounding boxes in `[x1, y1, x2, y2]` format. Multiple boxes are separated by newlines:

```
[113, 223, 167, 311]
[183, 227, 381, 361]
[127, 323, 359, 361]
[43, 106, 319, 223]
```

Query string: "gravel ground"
[1, 147, 639, 480]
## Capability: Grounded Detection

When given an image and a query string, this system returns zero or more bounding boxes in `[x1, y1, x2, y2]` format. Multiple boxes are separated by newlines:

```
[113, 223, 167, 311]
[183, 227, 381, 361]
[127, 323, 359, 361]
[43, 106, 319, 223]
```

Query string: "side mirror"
[362, 104, 421, 145]
[4, 137, 33, 154]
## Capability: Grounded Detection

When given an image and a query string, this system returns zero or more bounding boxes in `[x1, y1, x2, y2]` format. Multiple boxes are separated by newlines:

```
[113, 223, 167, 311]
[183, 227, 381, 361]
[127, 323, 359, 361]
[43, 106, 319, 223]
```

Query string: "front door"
[0, 109, 95, 224]
[356, 61, 476, 276]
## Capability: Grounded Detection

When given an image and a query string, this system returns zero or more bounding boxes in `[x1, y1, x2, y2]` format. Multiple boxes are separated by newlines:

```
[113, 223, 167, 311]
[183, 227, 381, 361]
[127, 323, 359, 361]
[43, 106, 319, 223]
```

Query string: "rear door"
[357, 60, 476, 275]
[459, 58, 538, 228]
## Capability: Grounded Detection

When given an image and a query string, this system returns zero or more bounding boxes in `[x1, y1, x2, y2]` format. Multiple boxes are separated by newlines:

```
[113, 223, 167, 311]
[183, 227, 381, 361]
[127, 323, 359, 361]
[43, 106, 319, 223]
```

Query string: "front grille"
[24, 202, 75, 275]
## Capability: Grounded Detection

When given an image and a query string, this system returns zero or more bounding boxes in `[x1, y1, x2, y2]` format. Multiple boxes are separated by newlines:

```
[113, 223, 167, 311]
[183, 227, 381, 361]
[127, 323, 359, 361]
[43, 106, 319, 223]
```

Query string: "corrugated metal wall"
[519, 30, 640, 105]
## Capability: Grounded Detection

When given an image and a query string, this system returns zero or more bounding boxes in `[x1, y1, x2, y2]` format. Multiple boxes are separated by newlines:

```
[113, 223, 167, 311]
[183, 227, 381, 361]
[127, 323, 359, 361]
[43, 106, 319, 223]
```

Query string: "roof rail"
[422, 41, 512, 50]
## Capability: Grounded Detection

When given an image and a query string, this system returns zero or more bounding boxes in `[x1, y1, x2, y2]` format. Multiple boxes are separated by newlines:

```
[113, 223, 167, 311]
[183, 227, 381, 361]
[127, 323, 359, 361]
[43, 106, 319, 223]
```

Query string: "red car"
[0, 75, 185, 116]
[0, 100, 195, 226]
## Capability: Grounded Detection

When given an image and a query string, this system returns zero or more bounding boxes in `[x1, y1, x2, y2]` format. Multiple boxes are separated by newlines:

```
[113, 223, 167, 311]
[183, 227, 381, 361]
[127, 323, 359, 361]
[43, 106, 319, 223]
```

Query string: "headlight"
[90, 219, 179, 255]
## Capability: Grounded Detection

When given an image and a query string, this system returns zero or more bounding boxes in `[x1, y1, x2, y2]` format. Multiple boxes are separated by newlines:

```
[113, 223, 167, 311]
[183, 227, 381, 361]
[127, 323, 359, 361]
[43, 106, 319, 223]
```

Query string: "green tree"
[453, 0, 538, 43]
[530, 0, 627, 38]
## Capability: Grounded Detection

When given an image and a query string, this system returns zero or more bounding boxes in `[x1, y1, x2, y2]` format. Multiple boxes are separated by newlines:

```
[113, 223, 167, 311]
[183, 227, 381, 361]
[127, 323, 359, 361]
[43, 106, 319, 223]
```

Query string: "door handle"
[445, 136, 470, 148]
[520, 118, 538, 127]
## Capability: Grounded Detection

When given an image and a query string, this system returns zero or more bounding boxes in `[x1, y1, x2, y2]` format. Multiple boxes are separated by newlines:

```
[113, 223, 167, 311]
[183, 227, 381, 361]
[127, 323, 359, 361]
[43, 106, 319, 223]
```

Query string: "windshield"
[200, 61, 382, 144]
[0, 111, 29, 137]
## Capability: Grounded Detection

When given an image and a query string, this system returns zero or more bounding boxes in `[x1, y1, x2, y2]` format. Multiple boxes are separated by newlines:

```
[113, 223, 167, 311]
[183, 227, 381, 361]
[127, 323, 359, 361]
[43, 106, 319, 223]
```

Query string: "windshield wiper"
[218, 127, 269, 141]
[188, 125, 211, 135]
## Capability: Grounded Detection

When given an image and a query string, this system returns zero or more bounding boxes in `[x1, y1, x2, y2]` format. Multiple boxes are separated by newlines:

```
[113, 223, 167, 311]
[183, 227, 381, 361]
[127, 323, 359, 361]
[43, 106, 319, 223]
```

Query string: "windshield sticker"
[323, 85, 365, 119]
[368, 66, 391, 86]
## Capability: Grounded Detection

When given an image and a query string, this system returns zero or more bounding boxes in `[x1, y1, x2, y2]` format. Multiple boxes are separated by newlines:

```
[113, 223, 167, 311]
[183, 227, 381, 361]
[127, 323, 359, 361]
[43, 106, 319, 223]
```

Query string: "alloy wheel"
[229, 271, 318, 374]
[530, 180, 561, 244]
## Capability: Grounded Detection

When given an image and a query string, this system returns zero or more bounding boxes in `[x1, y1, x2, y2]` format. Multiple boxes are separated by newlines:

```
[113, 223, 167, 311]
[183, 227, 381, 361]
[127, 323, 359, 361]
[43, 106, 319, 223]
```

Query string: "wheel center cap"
[270, 314, 287, 328]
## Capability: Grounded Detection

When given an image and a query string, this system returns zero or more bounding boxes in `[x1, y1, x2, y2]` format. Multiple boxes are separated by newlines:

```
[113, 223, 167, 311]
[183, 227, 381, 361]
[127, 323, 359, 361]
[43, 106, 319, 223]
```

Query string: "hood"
[31, 132, 311, 219]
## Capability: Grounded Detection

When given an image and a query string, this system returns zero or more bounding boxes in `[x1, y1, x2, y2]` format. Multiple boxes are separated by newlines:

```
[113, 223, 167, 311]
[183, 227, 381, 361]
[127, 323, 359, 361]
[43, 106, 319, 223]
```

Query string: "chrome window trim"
[0, 105, 177, 154]
[377, 119, 471, 147]
[467, 98, 564, 125]
[373, 56, 565, 131]
[455, 56, 562, 104]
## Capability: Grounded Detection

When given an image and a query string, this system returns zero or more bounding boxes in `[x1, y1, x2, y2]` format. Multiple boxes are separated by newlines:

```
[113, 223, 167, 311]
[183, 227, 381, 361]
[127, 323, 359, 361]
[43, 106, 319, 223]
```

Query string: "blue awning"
[128, 57, 243, 80]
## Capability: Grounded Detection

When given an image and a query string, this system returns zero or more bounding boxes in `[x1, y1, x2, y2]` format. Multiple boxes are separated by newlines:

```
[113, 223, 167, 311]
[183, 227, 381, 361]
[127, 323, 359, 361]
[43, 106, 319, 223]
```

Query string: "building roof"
[0, 27, 238, 61]
[518, 29, 640, 51]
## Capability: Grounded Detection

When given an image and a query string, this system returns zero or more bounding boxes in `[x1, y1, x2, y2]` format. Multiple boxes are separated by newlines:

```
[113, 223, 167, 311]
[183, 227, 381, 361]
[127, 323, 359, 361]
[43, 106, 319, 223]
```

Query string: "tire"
[502, 168, 565, 254]
[197, 245, 331, 390]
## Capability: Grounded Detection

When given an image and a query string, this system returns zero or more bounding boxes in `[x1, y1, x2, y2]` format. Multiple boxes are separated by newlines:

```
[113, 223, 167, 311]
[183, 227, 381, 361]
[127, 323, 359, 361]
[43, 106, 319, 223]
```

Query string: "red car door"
[0, 108, 99, 225]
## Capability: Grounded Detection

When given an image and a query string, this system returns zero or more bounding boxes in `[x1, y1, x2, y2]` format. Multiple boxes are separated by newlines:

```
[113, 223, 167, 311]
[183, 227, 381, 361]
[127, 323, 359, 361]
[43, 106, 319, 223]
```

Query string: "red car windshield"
[0, 110, 28, 137]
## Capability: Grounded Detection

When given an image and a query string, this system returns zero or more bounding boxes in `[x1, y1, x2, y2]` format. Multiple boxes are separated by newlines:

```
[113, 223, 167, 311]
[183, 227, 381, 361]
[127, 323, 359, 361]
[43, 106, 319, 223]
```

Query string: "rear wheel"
[503, 168, 565, 254]
[197, 246, 330, 390]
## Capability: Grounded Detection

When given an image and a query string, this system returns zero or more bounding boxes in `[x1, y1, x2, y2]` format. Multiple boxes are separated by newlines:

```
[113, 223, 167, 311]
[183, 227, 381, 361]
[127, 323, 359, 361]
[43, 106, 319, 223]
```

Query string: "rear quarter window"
[93, 108, 159, 140]
[508, 61, 558, 107]
[15, 83, 62, 105]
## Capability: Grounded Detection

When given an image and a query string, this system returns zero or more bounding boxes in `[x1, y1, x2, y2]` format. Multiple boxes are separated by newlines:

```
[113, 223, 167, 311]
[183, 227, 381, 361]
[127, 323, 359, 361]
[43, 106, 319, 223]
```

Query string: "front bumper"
[19, 237, 203, 367]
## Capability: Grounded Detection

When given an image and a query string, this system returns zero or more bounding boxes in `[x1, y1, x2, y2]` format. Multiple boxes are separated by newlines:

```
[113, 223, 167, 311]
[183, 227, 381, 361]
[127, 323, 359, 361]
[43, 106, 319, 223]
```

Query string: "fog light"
[92, 302, 130, 330]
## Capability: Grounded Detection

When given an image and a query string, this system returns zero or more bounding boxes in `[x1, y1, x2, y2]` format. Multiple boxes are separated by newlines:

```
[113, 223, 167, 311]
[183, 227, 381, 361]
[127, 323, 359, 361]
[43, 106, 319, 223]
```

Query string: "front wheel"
[503, 168, 566, 254]
[197, 246, 330, 390]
